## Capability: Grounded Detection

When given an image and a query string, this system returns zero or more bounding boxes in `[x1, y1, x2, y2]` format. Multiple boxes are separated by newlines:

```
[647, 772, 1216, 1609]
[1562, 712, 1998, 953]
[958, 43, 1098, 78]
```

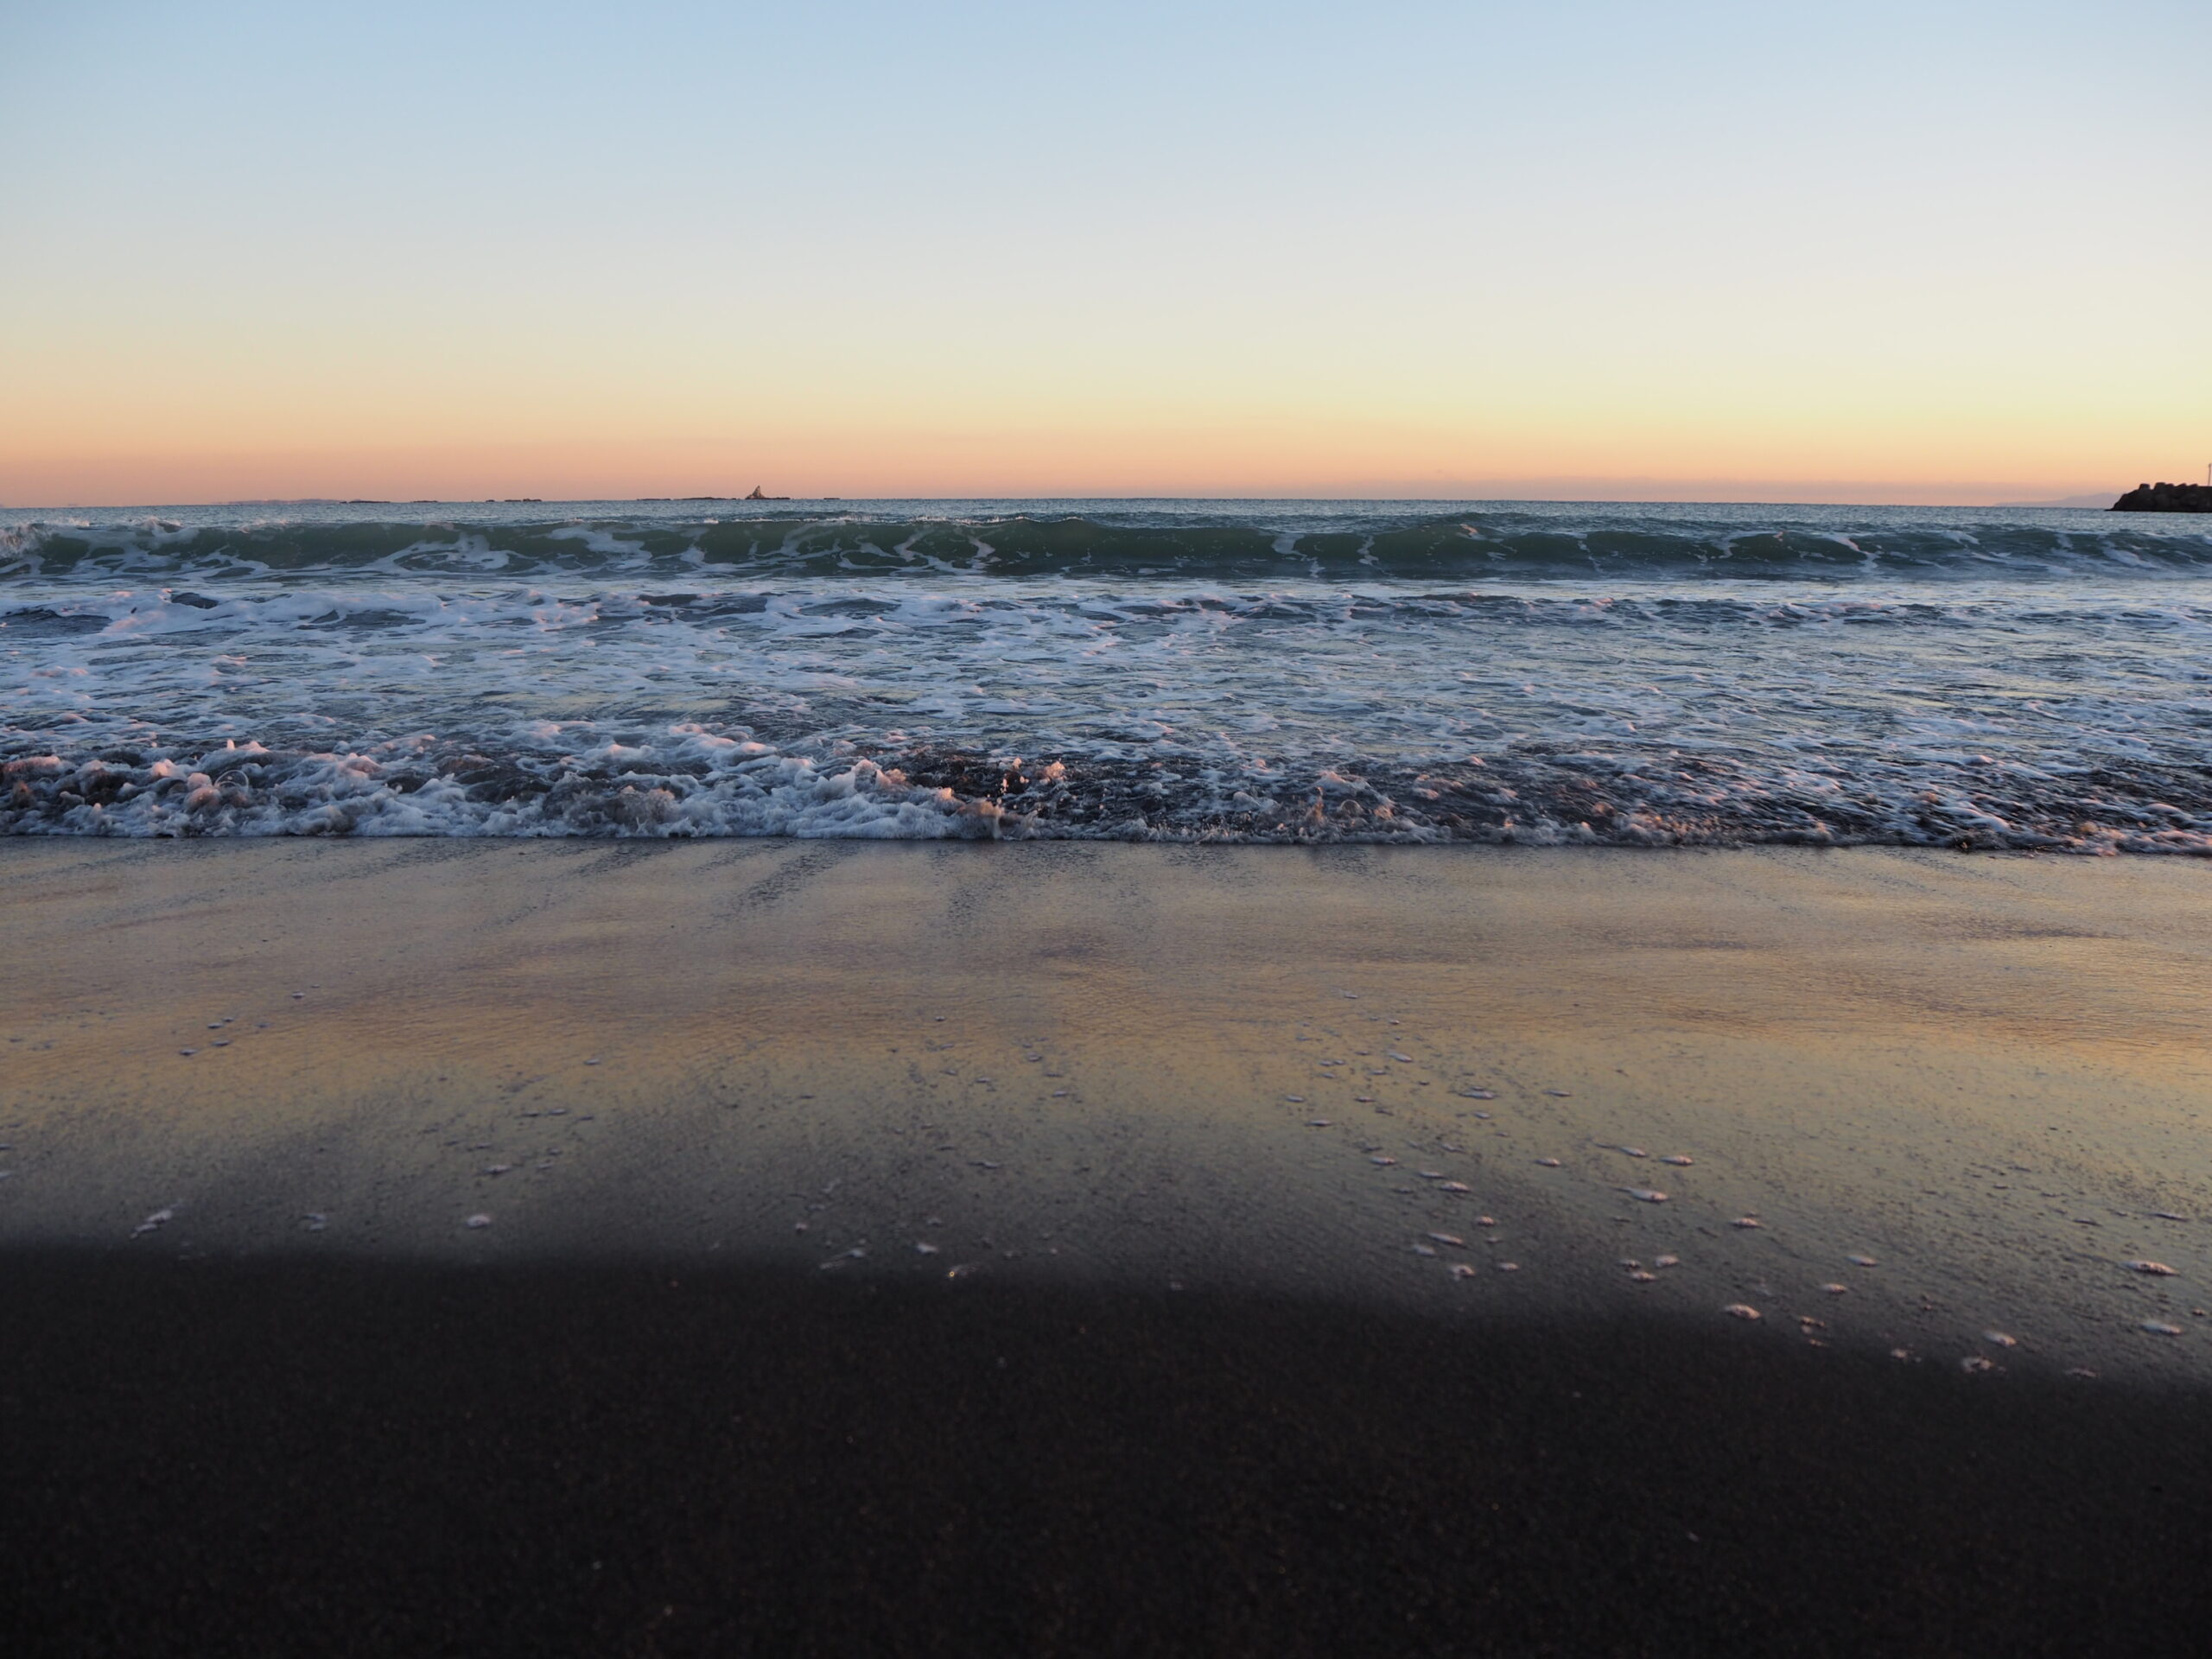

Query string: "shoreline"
[3, 839, 2207, 1370]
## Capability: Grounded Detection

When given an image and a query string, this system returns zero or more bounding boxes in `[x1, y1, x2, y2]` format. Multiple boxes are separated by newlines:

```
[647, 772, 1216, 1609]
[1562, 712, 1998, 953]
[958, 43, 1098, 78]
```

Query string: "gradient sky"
[3, 0, 2207, 505]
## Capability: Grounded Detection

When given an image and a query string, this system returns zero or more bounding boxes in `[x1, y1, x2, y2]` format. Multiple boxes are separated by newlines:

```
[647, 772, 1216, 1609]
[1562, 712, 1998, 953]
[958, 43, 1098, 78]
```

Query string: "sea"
[5, 498, 2210, 850]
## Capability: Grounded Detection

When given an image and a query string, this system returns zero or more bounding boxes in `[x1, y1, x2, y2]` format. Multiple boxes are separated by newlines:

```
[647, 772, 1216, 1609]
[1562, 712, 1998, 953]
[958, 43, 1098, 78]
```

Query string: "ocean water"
[5, 498, 2211, 849]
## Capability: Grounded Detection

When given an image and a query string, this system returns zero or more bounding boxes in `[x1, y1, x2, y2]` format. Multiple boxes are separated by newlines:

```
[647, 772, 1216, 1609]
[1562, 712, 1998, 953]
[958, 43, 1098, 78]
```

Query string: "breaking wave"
[7, 503, 2211, 585]
[7, 499, 2211, 850]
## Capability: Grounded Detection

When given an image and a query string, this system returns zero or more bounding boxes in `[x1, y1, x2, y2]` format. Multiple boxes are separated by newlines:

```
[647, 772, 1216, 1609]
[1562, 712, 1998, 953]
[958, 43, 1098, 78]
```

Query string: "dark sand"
[8, 1254, 2211, 1656]
[3, 840, 2211, 1653]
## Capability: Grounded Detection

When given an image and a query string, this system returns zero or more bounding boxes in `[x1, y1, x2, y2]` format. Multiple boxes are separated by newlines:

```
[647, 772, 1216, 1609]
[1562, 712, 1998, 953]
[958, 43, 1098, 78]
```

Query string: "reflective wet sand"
[4, 840, 2208, 1379]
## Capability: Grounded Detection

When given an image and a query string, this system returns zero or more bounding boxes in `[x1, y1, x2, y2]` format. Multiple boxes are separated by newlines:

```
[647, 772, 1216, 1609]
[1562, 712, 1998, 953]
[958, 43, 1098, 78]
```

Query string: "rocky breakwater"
[2113, 481, 2212, 512]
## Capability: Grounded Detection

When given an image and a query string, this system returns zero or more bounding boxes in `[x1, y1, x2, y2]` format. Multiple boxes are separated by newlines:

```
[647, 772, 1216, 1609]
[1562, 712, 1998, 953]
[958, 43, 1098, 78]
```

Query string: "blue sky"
[3, 1, 2206, 502]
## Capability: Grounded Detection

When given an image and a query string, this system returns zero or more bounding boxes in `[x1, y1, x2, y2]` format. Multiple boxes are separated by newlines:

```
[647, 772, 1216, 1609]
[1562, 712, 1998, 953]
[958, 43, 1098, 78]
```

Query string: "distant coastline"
[2113, 482, 2212, 513]
[1991, 493, 2119, 510]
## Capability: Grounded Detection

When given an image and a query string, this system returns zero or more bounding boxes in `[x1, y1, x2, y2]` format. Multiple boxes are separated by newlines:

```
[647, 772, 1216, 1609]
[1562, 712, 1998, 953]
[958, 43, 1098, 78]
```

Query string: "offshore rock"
[2112, 482, 2212, 513]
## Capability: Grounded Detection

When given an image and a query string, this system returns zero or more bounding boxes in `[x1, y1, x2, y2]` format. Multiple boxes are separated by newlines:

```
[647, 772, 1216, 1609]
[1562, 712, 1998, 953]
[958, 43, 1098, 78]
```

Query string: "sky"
[2, 0, 2207, 506]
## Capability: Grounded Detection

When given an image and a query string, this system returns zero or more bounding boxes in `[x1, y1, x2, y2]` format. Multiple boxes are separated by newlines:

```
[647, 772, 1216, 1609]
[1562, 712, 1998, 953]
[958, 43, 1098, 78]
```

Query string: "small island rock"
[2112, 482, 2212, 513]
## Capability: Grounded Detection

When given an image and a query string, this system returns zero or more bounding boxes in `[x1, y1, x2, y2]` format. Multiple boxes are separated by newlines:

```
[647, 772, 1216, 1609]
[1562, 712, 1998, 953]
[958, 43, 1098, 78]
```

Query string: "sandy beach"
[4, 840, 2211, 1651]
[14, 2, 2206, 1649]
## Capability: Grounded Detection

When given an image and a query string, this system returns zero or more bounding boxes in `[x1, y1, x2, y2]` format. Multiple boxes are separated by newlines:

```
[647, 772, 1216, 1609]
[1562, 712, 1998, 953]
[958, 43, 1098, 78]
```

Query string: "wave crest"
[10, 511, 2212, 583]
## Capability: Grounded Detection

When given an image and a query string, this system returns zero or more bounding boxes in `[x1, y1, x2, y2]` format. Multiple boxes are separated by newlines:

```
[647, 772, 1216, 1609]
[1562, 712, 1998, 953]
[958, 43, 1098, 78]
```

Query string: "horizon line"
[3, 490, 2132, 513]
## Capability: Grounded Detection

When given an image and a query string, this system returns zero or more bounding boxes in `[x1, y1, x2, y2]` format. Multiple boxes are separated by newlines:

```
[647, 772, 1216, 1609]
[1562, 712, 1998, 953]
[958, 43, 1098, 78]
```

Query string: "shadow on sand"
[4, 1253, 2208, 1656]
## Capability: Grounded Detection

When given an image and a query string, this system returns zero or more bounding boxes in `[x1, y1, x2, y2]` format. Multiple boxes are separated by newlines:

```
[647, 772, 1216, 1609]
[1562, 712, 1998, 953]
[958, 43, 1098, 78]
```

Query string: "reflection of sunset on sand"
[6, 839, 2209, 1371]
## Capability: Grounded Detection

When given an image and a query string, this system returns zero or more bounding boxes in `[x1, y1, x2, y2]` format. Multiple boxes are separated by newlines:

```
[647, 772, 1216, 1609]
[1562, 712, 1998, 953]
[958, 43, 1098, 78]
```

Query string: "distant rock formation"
[2112, 482, 2212, 513]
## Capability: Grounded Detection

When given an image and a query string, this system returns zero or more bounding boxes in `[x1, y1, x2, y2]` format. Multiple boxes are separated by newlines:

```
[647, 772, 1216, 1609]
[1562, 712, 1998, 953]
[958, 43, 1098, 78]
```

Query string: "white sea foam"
[8, 500, 2212, 845]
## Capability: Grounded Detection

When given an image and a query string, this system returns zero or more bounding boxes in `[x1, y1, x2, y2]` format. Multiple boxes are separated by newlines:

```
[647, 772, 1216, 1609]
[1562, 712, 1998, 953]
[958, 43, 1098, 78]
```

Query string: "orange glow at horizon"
[3, 413, 2195, 511]
[3, 3, 2203, 511]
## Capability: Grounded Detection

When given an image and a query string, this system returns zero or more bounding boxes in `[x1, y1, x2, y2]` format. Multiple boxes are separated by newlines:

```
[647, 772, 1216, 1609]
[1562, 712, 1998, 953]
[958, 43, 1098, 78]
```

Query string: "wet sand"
[3, 840, 2211, 1651]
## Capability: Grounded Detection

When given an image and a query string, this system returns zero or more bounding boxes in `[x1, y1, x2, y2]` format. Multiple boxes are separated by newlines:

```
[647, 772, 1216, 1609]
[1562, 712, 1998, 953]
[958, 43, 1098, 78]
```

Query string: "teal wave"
[9, 512, 2212, 583]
